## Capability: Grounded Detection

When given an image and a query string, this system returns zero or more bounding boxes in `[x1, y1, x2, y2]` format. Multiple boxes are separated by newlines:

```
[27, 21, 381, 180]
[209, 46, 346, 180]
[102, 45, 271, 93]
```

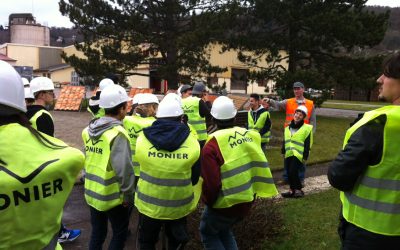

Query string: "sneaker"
[58, 228, 81, 243]
[281, 190, 294, 198]
[293, 190, 304, 198]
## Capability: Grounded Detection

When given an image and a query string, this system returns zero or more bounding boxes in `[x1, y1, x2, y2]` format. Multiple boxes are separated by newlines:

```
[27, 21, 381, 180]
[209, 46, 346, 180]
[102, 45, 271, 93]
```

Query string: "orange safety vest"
[284, 98, 314, 127]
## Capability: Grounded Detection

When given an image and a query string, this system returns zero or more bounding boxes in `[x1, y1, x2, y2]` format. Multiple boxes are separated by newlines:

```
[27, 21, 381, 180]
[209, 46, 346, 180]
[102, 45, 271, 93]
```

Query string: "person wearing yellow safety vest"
[28, 76, 82, 242]
[200, 96, 278, 249]
[247, 93, 271, 151]
[181, 81, 211, 147]
[328, 53, 400, 249]
[135, 96, 201, 249]
[281, 105, 313, 198]
[27, 76, 56, 136]
[265, 81, 316, 185]
[0, 60, 84, 250]
[87, 78, 115, 118]
[82, 84, 135, 249]
[123, 93, 158, 183]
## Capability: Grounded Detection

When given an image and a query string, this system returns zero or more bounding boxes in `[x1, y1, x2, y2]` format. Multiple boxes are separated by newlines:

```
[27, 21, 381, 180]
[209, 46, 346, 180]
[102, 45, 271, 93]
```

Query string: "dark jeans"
[339, 215, 400, 250]
[285, 156, 303, 190]
[200, 206, 242, 250]
[138, 213, 189, 250]
[89, 205, 130, 250]
[283, 158, 305, 182]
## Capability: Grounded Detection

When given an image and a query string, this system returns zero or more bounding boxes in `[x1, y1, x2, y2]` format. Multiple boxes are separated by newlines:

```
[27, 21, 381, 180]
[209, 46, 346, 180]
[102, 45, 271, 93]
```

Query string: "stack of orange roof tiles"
[54, 86, 86, 111]
[228, 94, 249, 111]
[127, 87, 153, 113]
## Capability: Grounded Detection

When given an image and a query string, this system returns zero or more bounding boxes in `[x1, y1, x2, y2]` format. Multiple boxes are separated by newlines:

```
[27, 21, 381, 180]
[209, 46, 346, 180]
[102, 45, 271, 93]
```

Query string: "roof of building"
[0, 53, 16, 62]
[35, 63, 71, 72]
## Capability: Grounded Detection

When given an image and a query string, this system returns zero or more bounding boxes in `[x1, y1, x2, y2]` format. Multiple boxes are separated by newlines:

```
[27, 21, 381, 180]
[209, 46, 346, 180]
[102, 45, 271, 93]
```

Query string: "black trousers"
[339, 214, 400, 250]
[138, 213, 189, 250]
[89, 205, 130, 250]
[285, 156, 303, 190]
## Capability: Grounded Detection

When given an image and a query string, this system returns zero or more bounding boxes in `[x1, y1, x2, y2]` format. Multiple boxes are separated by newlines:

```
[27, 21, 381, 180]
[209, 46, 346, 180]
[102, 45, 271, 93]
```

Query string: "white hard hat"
[211, 96, 237, 120]
[177, 86, 182, 97]
[0, 60, 27, 112]
[162, 93, 182, 105]
[30, 77, 54, 95]
[156, 98, 183, 118]
[138, 93, 159, 105]
[99, 78, 115, 91]
[295, 105, 308, 116]
[132, 93, 143, 105]
[99, 85, 130, 109]
[22, 77, 30, 87]
[24, 87, 34, 99]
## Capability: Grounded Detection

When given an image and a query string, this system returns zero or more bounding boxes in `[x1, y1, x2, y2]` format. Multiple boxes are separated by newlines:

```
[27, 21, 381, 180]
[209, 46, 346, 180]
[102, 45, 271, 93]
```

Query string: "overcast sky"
[0, 0, 399, 28]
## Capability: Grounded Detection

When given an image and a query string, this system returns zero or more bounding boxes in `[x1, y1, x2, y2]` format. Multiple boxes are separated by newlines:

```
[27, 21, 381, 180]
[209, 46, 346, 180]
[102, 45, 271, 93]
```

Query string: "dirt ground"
[52, 110, 332, 249]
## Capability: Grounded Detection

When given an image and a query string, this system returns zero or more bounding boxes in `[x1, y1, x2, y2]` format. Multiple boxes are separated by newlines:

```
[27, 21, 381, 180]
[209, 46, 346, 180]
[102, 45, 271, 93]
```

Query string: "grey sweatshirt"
[87, 116, 135, 206]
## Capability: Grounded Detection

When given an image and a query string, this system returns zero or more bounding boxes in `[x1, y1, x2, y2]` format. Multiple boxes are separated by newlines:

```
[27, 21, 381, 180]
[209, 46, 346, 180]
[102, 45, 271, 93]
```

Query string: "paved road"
[316, 107, 362, 119]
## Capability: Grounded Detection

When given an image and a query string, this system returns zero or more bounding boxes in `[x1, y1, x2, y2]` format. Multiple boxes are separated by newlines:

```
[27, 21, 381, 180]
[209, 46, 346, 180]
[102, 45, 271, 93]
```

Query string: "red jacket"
[201, 137, 252, 217]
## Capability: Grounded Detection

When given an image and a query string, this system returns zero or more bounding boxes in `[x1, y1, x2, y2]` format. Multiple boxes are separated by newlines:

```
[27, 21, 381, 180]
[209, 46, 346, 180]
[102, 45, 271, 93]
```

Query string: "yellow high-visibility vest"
[123, 115, 155, 176]
[248, 110, 271, 143]
[340, 106, 400, 236]
[207, 127, 278, 208]
[0, 123, 84, 250]
[134, 132, 200, 220]
[182, 96, 207, 141]
[29, 109, 53, 131]
[82, 125, 131, 211]
[284, 124, 313, 162]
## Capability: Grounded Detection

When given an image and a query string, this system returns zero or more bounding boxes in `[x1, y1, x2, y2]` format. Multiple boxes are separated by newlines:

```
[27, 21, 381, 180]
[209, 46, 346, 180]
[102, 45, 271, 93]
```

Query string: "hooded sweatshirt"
[143, 119, 201, 185]
[87, 116, 135, 205]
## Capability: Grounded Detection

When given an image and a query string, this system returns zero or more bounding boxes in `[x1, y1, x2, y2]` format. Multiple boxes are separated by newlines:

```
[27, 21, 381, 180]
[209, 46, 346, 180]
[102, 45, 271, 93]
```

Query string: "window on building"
[231, 68, 248, 91]
[207, 75, 218, 86]
[71, 71, 81, 86]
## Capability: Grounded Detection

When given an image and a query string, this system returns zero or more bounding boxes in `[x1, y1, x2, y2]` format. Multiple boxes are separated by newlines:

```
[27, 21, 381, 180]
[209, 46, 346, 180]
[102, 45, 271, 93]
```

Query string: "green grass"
[321, 100, 386, 111]
[267, 112, 352, 170]
[266, 189, 341, 250]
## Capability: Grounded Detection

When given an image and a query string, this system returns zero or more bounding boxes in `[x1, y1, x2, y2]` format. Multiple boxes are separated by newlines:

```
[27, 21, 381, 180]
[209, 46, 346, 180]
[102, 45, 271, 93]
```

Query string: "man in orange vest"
[265, 81, 316, 184]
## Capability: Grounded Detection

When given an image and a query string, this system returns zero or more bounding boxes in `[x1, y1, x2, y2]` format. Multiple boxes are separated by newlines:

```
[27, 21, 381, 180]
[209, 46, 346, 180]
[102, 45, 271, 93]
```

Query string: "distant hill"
[367, 6, 400, 51]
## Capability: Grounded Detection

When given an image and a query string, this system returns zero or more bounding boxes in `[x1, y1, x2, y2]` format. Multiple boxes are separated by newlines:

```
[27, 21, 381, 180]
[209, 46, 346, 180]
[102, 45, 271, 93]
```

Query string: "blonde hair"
[135, 103, 158, 117]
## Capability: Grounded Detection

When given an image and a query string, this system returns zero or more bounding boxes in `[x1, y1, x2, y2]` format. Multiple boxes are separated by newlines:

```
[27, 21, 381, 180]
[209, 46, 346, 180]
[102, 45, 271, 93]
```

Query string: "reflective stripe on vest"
[0, 123, 84, 250]
[87, 107, 105, 118]
[123, 115, 155, 176]
[209, 127, 278, 209]
[29, 109, 53, 130]
[247, 109, 271, 143]
[284, 98, 313, 127]
[182, 96, 207, 141]
[284, 124, 313, 162]
[340, 106, 400, 236]
[134, 132, 200, 220]
[82, 125, 130, 211]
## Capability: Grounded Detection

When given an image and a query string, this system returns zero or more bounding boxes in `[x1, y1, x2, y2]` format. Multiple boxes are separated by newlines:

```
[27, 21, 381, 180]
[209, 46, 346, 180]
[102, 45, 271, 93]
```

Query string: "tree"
[59, 0, 232, 89]
[223, 0, 389, 98]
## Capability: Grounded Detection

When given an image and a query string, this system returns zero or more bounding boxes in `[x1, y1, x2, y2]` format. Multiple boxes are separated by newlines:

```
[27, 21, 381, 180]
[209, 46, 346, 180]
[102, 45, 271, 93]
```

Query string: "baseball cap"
[180, 84, 192, 93]
[293, 82, 305, 88]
